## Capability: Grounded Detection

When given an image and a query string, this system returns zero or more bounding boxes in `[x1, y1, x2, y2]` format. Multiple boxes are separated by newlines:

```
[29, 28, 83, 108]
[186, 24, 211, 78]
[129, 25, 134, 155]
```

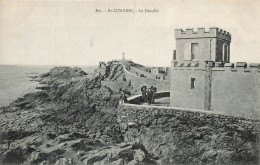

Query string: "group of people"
[141, 85, 157, 104]
[121, 85, 157, 105]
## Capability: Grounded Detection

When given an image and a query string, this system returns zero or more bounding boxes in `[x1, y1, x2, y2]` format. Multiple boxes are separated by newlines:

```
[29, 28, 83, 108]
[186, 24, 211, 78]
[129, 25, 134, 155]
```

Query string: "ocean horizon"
[0, 65, 97, 108]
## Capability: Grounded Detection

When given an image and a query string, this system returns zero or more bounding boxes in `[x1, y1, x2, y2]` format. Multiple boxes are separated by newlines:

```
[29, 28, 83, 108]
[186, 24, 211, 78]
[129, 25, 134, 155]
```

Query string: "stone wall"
[117, 103, 260, 164]
[171, 61, 260, 119]
[129, 66, 155, 79]
[211, 64, 260, 119]
[170, 65, 206, 110]
[122, 64, 170, 93]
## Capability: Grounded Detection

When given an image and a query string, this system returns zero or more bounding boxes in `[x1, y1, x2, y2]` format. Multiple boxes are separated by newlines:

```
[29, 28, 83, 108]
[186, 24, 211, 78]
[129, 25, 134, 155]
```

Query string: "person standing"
[141, 85, 147, 102]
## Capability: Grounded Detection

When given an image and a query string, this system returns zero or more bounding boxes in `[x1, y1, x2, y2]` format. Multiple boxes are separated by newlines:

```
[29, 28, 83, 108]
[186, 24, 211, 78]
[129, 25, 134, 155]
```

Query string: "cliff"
[0, 64, 159, 165]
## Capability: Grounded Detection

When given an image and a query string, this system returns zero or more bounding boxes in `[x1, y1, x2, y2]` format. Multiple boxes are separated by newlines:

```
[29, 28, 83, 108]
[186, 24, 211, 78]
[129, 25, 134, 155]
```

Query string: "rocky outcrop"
[0, 64, 132, 164]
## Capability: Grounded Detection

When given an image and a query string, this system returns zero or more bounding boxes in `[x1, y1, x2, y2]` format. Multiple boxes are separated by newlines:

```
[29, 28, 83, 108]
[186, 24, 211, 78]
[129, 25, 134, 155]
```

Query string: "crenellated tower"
[170, 27, 260, 118]
[173, 27, 231, 68]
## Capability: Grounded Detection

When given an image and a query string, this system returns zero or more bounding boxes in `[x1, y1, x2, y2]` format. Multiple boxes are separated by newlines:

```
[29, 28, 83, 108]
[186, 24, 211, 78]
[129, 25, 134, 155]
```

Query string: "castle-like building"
[170, 27, 260, 119]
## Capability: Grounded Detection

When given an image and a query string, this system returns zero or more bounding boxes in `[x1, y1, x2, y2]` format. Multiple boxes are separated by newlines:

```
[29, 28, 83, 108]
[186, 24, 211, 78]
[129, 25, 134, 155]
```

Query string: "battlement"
[211, 62, 260, 73]
[173, 61, 260, 73]
[175, 27, 231, 42]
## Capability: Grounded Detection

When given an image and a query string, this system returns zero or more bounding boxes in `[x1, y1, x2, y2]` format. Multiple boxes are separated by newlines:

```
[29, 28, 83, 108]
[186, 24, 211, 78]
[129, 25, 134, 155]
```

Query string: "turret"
[174, 27, 231, 68]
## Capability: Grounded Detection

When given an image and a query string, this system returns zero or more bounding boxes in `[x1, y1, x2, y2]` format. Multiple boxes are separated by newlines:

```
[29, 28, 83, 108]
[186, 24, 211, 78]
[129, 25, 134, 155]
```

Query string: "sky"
[0, 0, 259, 67]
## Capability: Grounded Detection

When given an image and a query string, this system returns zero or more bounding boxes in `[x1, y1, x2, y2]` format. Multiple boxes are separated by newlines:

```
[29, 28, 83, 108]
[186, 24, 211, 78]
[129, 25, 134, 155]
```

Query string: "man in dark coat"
[146, 86, 153, 105]
[151, 86, 157, 104]
[141, 85, 147, 102]
[147, 86, 157, 104]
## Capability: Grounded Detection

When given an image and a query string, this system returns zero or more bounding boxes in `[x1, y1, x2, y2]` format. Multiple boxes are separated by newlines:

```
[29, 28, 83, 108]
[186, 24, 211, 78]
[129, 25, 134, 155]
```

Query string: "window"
[223, 44, 227, 62]
[191, 78, 195, 89]
[223, 43, 229, 62]
[184, 43, 198, 61]
[210, 39, 214, 60]
[184, 43, 191, 60]
[191, 43, 199, 60]
[173, 50, 176, 60]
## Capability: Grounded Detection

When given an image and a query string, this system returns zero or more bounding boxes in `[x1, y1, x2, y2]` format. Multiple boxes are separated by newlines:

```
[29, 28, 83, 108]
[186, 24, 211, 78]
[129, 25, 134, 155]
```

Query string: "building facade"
[170, 27, 260, 119]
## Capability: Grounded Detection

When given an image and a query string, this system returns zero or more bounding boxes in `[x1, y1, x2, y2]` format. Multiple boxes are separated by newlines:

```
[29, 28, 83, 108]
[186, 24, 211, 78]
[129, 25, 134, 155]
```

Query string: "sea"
[0, 65, 97, 108]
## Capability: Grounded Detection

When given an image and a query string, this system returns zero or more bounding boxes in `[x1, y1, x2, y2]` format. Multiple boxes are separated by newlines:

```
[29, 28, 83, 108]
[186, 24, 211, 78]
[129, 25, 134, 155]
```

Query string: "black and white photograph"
[0, 0, 259, 164]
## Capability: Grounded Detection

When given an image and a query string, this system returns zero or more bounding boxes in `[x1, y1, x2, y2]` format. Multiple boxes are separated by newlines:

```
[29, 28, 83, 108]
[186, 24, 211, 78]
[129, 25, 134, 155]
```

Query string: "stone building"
[151, 67, 168, 75]
[170, 27, 260, 119]
[151, 67, 169, 80]
[173, 27, 231, 68]
[151, 67, 159, 76]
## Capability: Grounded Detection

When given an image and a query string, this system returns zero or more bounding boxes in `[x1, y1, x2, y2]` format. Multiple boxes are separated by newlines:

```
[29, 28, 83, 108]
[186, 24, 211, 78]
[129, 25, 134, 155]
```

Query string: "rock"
[55, 158, 72, 165]
[39, 160, 50, 165]
[47, 132, 57, 139]
[0, 64, 130, 164]
[2, 148, 31, 165]
[110, 158, 124, 165]
[201, 150, 217, 163]
[134, 149, 145, 162]
[86, 154, 107, 165]
[128, 122, 136, 127]
[46, 144, 51, 148]
[120, 123, 128, 132]
[25, 151, 49, 165]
